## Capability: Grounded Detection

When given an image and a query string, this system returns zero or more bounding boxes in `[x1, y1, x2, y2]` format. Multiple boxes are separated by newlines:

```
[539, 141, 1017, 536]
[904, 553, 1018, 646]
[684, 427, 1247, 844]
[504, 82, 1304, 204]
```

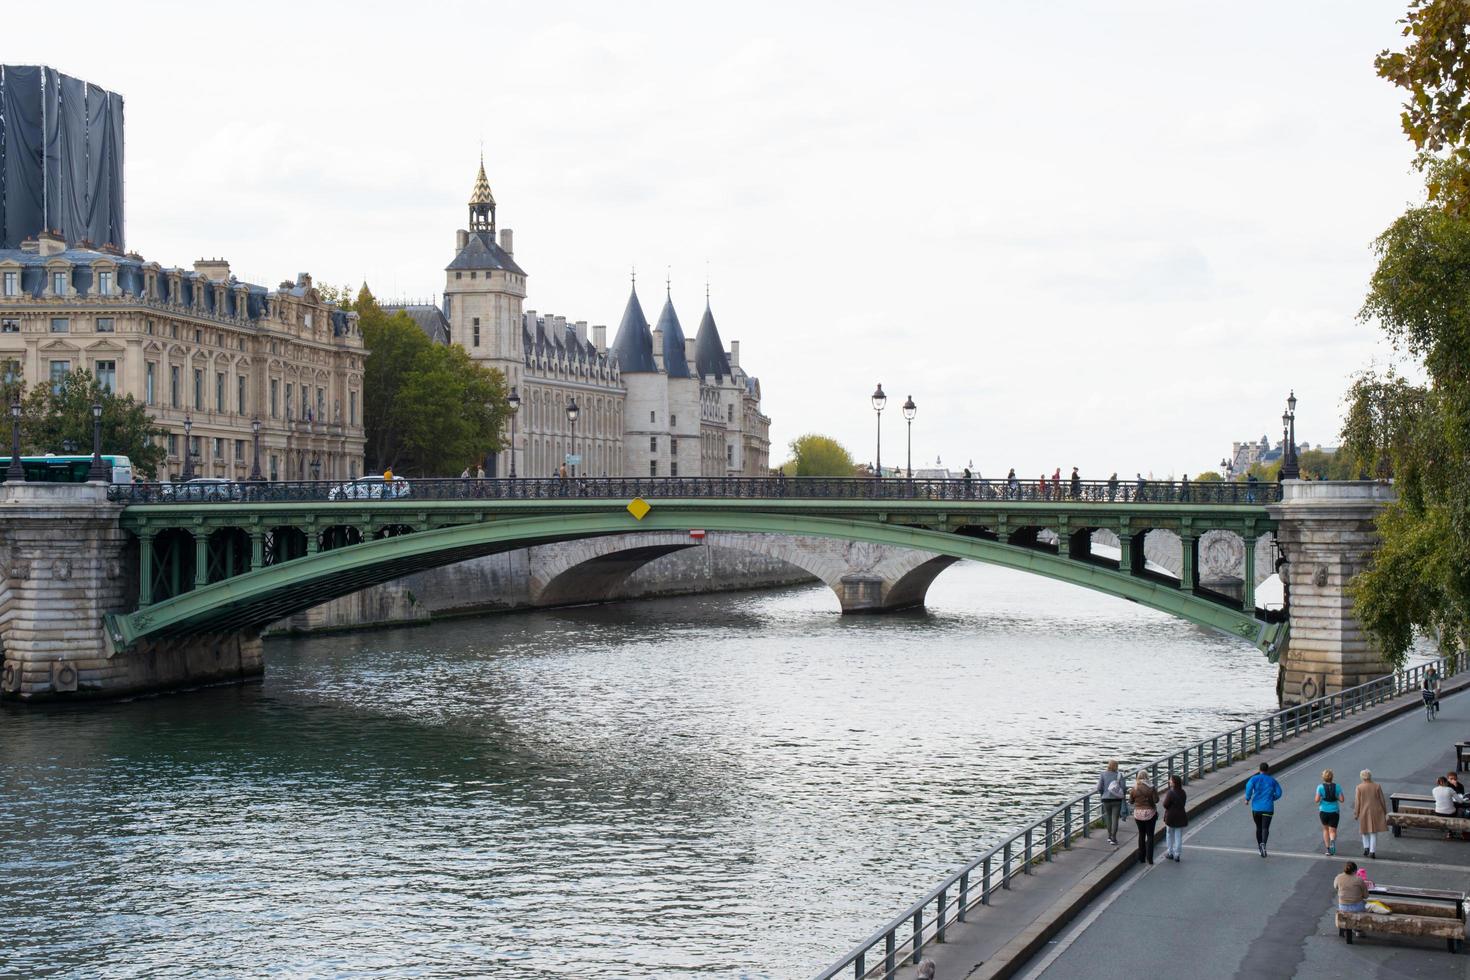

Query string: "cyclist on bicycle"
[1422, 666, 1442, 718]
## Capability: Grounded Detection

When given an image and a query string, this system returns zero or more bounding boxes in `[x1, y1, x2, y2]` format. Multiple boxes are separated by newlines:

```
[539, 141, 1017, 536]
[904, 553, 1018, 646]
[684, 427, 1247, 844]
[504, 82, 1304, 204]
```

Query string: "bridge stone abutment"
[1269, 481, 1395, 704]
[529, 531, 954, 613]
[0, 483, 261, 702]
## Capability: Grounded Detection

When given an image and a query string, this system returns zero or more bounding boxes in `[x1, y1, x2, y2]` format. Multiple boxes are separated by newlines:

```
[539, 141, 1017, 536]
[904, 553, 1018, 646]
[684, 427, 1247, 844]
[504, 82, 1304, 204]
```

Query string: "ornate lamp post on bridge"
[902, 394, 916, 479]
[249, 416, 264, 481]
[506, 386, 520, 478]
[565, 397, 579, 477]
[7, 394, 23, 483]
[86, 401, 108, 481]
[871, 383, 887, 478]
[181, 413, 195, 481]
[1279, 390, 1300, 480]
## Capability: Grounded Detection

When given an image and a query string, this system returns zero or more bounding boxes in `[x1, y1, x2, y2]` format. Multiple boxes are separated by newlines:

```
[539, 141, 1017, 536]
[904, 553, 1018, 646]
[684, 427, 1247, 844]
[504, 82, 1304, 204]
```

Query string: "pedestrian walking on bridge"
[1353, 769, 1388, 858]
[1161, 774, 1188, 862]
[1244, 761, 1282, 858]
[1315, 769, 1342, 856]
[1069, 466, 1081, 499]
[1129, 772, 1159, 865]
[1097, 760, 1126, 845]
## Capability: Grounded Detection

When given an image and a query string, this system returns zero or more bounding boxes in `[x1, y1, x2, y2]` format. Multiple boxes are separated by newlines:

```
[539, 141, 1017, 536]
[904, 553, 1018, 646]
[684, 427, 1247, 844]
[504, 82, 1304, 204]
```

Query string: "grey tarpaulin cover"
[0, 65, 124, 249]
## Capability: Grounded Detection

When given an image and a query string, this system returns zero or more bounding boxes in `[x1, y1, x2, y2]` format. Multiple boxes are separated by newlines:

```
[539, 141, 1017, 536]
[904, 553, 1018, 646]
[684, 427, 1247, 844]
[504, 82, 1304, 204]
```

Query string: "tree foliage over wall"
[353, 287, 509, 476]
[1348, 0, 1470, 666]
[0, 370, 166, 478]
[786, 434, 855, 477]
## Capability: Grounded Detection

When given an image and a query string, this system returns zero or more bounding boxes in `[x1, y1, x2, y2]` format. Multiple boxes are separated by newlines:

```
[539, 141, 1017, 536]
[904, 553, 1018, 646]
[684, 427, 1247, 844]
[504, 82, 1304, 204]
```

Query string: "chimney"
[194, 257, 231, 281]
[652, 326, 664, 369]
[575, 320, 588, 345]
[685, 337, 698, 366]
[592, 324, 607, 351]
[729, 340, 740, 367]
[553, 315, 567, 345]
[500, 228, 514, 256]
[38, 230, 66, 257]
[456, 229, 468, 251]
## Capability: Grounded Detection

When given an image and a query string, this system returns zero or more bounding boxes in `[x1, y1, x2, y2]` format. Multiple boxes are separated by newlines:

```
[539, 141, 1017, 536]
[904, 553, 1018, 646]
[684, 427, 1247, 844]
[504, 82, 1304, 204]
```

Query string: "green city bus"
[0, 454, 135, 484]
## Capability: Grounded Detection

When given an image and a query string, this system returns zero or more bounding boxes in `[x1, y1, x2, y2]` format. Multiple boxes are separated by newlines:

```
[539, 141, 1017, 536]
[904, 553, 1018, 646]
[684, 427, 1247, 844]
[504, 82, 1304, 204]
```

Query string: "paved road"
[1017, 690, 1470, 980]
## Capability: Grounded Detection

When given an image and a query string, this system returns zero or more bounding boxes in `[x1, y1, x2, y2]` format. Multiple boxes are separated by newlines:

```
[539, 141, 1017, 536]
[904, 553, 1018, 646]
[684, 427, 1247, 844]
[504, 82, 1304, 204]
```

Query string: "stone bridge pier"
[531, 531, 955, 613]
[0, 483, 261, 702]
[1268, 481, 1396, 704]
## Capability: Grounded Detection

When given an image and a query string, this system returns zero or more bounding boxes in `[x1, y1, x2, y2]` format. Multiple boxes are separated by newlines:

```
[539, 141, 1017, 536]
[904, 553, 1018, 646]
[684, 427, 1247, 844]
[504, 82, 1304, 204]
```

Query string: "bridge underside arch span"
[528, 531, 950, 613]
[105, 511, 1287, 661]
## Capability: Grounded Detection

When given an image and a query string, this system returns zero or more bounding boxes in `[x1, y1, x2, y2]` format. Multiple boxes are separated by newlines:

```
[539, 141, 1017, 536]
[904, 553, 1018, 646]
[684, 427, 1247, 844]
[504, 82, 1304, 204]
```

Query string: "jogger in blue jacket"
[1244, 761, 1284, 857]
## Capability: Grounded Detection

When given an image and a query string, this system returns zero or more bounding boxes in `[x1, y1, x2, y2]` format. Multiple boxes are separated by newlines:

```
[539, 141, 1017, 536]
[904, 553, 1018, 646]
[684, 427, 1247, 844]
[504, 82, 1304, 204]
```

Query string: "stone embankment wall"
[267, 541, 817, 634]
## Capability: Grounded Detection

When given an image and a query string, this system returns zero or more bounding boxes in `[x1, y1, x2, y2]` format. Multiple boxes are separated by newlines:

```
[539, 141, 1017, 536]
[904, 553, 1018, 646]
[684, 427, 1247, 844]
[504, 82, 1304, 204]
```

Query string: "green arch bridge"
[103, 477, 1286, 659]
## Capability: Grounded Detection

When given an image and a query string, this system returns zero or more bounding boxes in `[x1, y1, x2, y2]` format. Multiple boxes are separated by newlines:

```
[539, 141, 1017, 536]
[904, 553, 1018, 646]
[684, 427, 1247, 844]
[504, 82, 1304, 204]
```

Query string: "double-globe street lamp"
[566, 397, 580, 477]
[249, 416, 264, 481]
[1279, 390, 1300, 480]
[902, 395, 917, 479]
[181, 413, 195, 481]
[871, 383, 887, 477]
[506, 386, 521, 478]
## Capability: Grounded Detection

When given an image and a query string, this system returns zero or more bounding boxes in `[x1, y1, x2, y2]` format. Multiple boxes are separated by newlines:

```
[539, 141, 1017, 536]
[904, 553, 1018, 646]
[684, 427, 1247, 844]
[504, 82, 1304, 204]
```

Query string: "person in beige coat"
[1353, 769, 1389, 858]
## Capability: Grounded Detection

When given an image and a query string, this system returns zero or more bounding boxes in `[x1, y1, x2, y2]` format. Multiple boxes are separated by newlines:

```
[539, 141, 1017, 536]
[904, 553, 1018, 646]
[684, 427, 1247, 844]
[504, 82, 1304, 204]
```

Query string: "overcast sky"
[10, 1, 1425, 477]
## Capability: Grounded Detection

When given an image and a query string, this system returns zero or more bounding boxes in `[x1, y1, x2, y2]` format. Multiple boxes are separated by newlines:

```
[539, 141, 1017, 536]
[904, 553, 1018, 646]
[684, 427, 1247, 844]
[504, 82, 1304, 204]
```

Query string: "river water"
[0, 562, 1279, 978]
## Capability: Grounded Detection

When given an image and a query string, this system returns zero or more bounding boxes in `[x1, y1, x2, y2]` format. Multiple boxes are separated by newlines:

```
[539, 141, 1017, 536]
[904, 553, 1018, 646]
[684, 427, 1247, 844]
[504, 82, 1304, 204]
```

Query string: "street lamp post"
[181, 414, 195, 481]
[6, 395, 22, 483]
[506, 387, 520, 478]
[871, 383, 887, 477]
[249, 416, 263, 481]
[1279, 390, 1300, 479]
[565, 398, 580, 477]
[86, 402, 108, 481]
[309, 453, 321, 481]
[902, 395, 916, 479]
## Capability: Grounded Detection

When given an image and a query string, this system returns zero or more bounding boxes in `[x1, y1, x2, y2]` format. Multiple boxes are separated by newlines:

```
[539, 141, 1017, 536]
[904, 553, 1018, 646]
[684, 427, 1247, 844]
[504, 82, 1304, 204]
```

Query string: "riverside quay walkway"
[817, 659, 1468, 980]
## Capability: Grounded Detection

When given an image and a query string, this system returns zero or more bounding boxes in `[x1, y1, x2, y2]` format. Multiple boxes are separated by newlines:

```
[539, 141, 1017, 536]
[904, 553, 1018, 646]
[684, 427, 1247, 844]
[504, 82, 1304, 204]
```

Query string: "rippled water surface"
[0, 563, 1279, 978]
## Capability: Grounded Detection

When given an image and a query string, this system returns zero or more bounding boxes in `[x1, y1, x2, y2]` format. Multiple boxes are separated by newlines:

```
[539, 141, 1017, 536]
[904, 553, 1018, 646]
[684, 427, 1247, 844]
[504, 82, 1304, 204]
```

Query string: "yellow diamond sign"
[626, 497, 652, 521]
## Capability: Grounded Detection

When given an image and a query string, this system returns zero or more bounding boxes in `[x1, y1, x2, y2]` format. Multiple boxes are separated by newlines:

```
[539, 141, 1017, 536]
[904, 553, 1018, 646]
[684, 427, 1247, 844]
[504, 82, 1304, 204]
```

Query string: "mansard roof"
[694, 302, 732, 381]
[446, 231, 525, 275]
[384, 303, 451, 345]
[609, 286, 657, 373]
[654, 294, 691, 379]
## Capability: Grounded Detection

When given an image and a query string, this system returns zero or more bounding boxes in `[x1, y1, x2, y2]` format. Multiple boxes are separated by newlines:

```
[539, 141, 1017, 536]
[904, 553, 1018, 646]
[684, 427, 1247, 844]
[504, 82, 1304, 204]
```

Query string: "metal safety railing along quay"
[107, 476, 1283, 506]
[813, 658, 1458, 980]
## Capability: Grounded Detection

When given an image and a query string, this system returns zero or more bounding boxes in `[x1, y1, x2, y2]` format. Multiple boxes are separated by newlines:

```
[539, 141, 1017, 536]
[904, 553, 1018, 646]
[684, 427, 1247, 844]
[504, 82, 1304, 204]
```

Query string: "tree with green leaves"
[14, 370, 166, 478]
[356, 286, 510, 475]
[1342, 1, 1470, 667]
[786, 433, 854, 477]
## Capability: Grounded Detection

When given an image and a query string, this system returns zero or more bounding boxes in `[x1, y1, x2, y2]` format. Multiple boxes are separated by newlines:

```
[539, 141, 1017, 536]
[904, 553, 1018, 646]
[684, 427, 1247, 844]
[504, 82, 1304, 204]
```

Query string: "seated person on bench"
[1433, 777, 1467, 836]
[1334, 861, 1369, 913]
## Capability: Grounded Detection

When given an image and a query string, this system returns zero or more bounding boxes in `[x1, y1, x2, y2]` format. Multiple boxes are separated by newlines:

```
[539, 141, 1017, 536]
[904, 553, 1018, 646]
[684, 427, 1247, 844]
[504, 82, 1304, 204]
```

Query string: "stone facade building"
[0, 231, 366, 481]
[390, 160, 770, 478]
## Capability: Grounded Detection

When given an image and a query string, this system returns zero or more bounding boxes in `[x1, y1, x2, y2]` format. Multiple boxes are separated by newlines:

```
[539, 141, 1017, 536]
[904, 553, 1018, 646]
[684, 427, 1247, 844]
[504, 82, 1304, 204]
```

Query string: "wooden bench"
[1336, 911, 1464, 953]
[1390, 792, 1437, 814]
[1387, 811, 1470, 837]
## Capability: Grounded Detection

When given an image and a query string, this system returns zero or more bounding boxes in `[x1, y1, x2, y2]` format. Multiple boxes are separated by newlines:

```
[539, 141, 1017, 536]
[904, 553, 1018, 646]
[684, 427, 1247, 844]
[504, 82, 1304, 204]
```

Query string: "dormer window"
[2, 271, 16, 297]
[52, 271, 68, 296]
[97, 271, 113, 295]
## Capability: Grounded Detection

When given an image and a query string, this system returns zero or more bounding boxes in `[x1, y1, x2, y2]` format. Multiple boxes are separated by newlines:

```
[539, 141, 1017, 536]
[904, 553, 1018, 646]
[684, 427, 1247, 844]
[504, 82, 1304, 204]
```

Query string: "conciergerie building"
[0, 65, 366, 482]
[387, 159, 772, 479]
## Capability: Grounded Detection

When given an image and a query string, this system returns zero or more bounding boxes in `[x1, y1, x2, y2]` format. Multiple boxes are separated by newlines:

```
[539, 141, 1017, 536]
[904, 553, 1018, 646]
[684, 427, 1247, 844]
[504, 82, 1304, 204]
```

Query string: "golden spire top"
[469, 154, 495, 207]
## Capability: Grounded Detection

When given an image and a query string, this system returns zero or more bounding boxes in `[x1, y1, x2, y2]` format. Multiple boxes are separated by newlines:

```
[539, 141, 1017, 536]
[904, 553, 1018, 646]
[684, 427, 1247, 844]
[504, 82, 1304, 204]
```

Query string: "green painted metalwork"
[104, 498, 1284, 659]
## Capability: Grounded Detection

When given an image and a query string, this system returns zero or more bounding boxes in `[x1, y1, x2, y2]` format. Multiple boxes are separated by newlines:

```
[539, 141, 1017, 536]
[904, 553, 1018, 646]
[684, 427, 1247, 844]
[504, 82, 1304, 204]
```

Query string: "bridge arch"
[105, 510, 1287, 660]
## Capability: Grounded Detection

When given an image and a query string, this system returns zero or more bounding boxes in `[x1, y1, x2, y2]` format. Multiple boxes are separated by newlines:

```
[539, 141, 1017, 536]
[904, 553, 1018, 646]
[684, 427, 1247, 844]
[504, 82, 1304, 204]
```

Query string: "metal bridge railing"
[107, 476, 1282, 506]
[812, 657, 1457, 980]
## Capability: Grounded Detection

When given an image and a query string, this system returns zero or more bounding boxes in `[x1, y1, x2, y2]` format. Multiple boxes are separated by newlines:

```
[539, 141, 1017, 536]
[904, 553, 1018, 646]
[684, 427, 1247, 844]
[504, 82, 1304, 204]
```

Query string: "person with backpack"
[1161, 775, 1188, 862]
[1243, 761, 1283, 858]
[1096, 760, 1126, 845]
[1315, 768, 1342, 856]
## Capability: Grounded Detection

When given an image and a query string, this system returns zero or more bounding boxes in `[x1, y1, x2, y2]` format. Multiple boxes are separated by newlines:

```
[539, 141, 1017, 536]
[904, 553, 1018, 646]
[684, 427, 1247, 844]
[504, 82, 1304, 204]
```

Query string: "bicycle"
[1424, 689, 1439, 721]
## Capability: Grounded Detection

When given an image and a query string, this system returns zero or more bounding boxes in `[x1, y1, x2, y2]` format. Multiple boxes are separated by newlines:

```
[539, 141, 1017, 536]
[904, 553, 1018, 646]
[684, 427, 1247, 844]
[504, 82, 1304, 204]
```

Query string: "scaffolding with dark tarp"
[0, 65, 125, 250]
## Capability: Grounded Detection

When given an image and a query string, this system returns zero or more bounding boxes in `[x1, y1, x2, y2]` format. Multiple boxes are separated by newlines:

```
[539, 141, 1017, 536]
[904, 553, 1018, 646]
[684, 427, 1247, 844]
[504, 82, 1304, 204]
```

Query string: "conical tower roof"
[694, 302, 732, 381]
[469, 156, 495, 206]
[609, 286, 657, 373]
[654, 294, 691, 379]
